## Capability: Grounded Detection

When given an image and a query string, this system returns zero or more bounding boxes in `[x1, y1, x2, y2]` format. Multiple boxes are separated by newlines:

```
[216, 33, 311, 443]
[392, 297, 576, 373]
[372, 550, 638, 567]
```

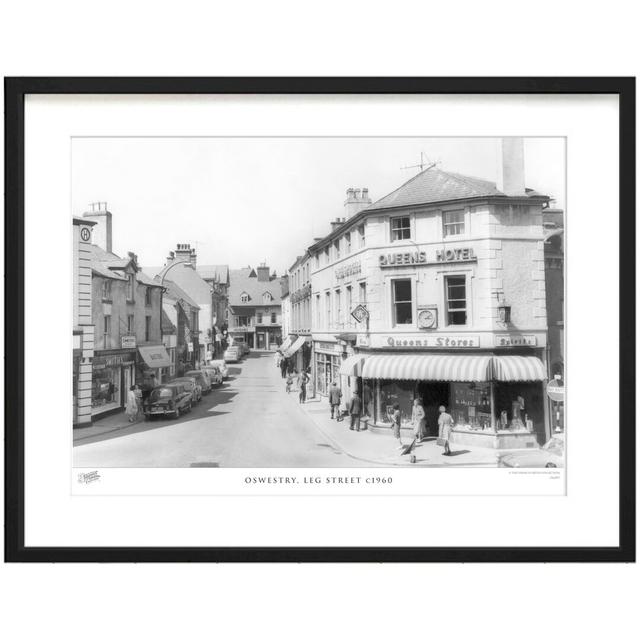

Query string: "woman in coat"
[125, 385, 139, 422]
[411, 398, 427, 441]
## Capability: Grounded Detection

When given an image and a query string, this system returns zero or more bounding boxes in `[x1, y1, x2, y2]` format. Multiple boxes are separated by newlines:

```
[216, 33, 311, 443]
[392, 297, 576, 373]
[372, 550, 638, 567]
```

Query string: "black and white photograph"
[72, 136, 565, 472]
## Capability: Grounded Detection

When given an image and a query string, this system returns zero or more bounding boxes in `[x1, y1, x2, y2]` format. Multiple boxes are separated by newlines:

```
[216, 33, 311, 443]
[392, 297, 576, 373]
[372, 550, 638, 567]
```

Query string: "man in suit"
[328, 382, 342, 420]
[348, 390, 363, 432]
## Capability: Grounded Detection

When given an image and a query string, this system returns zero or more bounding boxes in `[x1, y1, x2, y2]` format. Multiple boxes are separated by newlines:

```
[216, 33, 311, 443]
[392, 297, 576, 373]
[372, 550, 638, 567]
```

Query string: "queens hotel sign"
[379, 247, 476, 267]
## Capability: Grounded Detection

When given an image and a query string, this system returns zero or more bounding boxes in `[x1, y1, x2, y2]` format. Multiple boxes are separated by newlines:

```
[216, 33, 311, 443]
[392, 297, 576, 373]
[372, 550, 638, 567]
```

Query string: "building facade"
[307, 141, 553, 448]
[282, 253, 313, 374]
[197, 263, 230, 357]
[228, 264, 283, 350]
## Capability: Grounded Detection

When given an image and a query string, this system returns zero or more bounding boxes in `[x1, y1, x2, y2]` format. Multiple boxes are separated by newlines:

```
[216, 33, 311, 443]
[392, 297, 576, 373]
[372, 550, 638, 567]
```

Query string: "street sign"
[351, 304, 369, 324]
[546, 379, 565, 402]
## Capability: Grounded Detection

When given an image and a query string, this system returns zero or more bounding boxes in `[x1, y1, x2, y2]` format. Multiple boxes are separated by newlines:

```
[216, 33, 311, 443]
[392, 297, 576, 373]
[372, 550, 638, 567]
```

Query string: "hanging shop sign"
[494, 334, 537, 347]
[546, 379, 565, 402]
[379, 247, 476, 268]
[121, 335, 137, 349]
[374, 334, 480, 349]
[92, 352, 136, 370]
[315, 341, 340, 353]
[356, 335, 370, 348]
[335, 261, 362, 280]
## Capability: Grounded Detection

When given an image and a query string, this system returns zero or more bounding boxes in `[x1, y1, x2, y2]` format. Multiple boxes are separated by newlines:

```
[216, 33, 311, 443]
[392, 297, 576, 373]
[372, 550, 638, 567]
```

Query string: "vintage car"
[497, 433, 565, 468]
[184, 369, 212, 394]
[224, 346, 241, 363]
[202, 365, 223, 387]
[208, 359, 229, 380]
[171, 376, 202, 402]
[144, 383, 192, 419]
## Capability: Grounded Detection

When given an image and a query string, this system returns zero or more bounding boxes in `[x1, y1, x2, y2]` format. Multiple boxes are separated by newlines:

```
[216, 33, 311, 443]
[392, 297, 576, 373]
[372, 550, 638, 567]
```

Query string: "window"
[358, 224, 365, 247]
[324, 247, 330, 264]
[127, 314, 134, 333]
[256, 312, 263, 324]
[392, 279, 413, 325]
[240, 292, 249, 303]
[145, 287, 152, 306]
[127, 274, 135, 300]
[145, 316, 151, 341]
[101, 279, 112, 300]
[345, 232, 351, 254]
[346, 286, 352, 325]
[445, 275, 467, 325]
[325, 291, 331, 329]
[334, 239, 341, 260]
[391, 216, 411, 241]
[191, 311, 198, 330]
[335, 289, 342, 328]
[443, 210, 465, 236]
[315, 254, 320, 269]
[271, 312, 276, 324]
[359, 281, 367, 305]
[263, 292, 272, 303]
[315, 294, 321, 328]
[103, 315, 111, 348]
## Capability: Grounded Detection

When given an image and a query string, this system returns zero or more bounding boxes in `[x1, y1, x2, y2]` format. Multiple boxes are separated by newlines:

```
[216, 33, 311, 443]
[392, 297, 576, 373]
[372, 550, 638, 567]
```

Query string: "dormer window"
[240, 292, 250, 303]
[263, 292, 273, 303]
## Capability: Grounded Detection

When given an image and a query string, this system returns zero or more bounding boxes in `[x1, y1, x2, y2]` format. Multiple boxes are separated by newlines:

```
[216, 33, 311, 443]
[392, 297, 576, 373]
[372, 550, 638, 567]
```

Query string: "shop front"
[361, 353, 549, 448]
[138, 344, 172, 387]
[314, 341, 342, 397]
[91, 349, 136, 418]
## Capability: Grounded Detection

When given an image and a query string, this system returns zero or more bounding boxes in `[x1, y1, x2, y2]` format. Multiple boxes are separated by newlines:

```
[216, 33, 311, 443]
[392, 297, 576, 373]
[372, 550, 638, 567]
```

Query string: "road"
[73, 352, 370, 467]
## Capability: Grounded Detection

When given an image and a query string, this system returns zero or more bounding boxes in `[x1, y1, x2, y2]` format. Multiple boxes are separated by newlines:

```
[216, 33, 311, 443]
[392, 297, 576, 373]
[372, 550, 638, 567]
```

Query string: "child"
[392, 403, 403, 450]
[286, 372, 294, 394]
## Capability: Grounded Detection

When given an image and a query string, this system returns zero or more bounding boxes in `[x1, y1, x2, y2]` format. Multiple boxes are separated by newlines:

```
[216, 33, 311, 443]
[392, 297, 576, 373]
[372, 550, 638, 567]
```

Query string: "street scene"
[72, 137, 565, 468]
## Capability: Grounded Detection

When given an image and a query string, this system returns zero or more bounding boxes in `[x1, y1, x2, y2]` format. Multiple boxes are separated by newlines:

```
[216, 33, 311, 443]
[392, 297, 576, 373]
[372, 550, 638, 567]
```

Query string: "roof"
[161, 278, 201, 310]
[136, 271, 163, 288]
[367, 167, 503, 211]
[89, 244, 128, 280]
[197, 264, 229, 284]
[228, 267, 283, 307]
[161, 309, 177, 334]
[144, 261, 212, 306]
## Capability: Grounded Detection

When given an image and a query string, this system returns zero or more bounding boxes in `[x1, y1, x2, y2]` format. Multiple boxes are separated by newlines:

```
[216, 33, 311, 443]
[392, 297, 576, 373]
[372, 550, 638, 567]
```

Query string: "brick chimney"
[174, 243, 196, 266]
[344, 187, 372, 218]
[256, 263, 270, 282]
[82, 202, 112, 253]
[330, 217, 345, 232]
[497, 138, 526, 196]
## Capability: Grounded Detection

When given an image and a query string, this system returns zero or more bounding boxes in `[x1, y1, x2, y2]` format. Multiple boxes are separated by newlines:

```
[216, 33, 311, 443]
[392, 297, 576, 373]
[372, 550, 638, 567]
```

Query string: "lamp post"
[158, 260, 189, 370]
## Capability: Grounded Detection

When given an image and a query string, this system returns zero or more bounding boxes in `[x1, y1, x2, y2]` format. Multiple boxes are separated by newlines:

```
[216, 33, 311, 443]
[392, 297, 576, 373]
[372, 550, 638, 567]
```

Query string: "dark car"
[171, 377, 202, 402]
[184, 369, 212, 394]
[144, 383, 192, 419]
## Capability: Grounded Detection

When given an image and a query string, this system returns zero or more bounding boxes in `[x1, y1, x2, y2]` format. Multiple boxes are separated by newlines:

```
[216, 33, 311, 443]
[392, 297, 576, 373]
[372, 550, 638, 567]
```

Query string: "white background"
[1, 2, 638, 640]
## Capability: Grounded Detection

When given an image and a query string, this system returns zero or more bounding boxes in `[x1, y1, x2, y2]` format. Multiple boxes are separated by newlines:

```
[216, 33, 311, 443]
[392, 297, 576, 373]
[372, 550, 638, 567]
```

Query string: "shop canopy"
[138, 345, 171, 369]
[491, 356, 547, 381]
[339, 354, 368, 377]
[284, 336, 306, 358]
[279, 336, 293, 353]
[361, 354, 547, 382]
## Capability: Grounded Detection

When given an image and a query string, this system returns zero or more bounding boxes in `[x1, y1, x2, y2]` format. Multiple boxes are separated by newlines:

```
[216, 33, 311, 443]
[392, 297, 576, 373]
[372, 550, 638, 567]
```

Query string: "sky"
[72, 137, 565, 275]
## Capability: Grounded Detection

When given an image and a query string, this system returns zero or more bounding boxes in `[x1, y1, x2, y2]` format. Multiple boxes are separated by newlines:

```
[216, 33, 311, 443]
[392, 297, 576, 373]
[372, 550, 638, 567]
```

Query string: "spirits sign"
[351, 304, 369, 323]
[495, 334, 537, 347]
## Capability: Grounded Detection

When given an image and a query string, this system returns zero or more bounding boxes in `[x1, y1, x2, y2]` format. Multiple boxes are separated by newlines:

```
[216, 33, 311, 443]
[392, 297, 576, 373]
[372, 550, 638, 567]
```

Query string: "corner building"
[310, 147, 552, 448]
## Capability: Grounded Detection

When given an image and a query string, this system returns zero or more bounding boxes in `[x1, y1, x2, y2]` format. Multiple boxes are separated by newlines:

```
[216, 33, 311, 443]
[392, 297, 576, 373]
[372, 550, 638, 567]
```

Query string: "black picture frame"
[4, 77, 635, 563]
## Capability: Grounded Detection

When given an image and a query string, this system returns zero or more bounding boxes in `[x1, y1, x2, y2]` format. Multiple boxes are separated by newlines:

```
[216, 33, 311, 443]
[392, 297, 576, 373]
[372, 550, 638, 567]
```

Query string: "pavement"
[73, 351, 499, 468]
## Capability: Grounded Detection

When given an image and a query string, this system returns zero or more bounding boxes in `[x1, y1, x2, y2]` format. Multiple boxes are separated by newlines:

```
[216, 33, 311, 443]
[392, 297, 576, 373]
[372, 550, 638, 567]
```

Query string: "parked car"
[171, 376, 202, 403]
[202, 365, 223, 387]
[144, 383, 192, 419]
[184, 369, 212, 394]
[231, 338, 249, 357]
[208, 359, 229, 380]
[497, 433, 565, 468]
[224, 346, 241, 363]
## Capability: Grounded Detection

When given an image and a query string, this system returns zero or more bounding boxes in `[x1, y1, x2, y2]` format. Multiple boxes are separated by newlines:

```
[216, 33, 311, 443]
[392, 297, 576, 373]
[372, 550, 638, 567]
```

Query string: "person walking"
[411, 398, 427, 442]
[297, 368, 309, 403]
[438, 404, 455, 455]
[280, 356, 288, 379]
[348, 390, 362, 431]
[126, 385, 139, 422]
[328, 382, 342, 420]
[285, 371, 294, 394]
[392, 403, 403, 450]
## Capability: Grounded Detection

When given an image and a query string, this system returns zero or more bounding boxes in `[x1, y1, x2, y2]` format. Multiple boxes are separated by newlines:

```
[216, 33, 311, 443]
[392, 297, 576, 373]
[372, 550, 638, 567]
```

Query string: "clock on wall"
[418, 308, 437, 329]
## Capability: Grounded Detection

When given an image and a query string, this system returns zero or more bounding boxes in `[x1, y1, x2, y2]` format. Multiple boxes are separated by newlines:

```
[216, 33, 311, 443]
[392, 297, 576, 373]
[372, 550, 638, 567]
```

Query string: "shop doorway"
[417, 382, 450, 437]
[257, 332, 265, 349]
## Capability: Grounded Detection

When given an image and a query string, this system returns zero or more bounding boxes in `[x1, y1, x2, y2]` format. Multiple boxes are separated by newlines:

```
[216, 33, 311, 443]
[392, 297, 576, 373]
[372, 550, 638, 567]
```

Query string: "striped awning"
[339, 354, 368, 376]
[492, 356, 546, 381]
[361, 354, 494, 382]
[284, 336, 306, 357]
[279, 336, 293, 352]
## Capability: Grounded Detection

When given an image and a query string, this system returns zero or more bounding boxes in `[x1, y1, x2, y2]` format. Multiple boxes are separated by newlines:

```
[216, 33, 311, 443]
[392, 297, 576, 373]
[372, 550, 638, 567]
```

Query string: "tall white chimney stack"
[82, 202, 112, 252]
[497, 138, 526, 196]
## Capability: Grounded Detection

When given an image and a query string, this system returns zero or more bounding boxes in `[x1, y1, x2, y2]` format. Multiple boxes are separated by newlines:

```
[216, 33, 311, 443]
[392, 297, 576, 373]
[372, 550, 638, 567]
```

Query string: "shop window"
[378, 380, 415, 426]
[443, 210, 465, 236]
[450, 382, 492, 429]
[493, 382, 546, 444]
[445, 275, 467, 325]
[392, 279, 413, 325]
[101, 279, 112, 301]
[145, 316, 151, 342]
[391, 216, 411, 241]
[102, 315, 111, 349]
[127, 314, 134, 334]
[91, 363, 120, 411]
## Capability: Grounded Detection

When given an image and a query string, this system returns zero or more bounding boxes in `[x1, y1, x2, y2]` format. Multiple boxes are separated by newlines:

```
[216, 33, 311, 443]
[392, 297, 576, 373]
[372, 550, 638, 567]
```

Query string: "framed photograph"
[4, 77, 635, 562]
